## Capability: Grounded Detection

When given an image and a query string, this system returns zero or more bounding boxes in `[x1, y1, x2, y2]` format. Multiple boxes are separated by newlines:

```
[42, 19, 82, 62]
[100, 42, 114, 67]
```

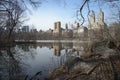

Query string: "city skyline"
[25, 0, 119, 31]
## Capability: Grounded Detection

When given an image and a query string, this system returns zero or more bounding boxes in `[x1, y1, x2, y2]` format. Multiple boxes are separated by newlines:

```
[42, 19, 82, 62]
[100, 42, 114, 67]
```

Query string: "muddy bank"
[46, 55, 120, 80]
[46, 41, 120, 80]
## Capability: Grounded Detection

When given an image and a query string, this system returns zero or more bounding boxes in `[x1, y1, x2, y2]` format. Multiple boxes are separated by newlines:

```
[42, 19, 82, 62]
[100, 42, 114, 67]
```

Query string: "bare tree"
[0, 0, 41, 43]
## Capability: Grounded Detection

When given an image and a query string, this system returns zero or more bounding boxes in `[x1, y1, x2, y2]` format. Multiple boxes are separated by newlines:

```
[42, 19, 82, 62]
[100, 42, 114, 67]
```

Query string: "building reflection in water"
[52, 42, 90, 57]
[53, 42, 73, 56]
[53, 42, 62, 56]
[16, 42, 90, 57]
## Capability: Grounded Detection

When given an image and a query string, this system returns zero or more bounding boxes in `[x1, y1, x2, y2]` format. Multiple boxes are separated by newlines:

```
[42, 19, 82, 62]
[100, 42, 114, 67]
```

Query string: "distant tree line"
[15, 29, 54, 40]
[15, 22, 120, 41]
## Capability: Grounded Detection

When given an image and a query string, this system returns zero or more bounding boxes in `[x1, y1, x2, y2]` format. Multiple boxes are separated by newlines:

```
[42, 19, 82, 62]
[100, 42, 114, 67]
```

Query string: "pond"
[0, 41, 89, 80]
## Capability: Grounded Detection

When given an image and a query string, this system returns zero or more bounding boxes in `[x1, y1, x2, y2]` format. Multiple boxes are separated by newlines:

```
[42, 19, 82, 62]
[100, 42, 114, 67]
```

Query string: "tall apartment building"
[53, 21, 62, 38]
[22, 26, 29, 32]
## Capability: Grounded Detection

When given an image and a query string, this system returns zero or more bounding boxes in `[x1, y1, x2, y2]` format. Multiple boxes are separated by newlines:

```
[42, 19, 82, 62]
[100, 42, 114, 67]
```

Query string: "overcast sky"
[25, 0, 120, 31]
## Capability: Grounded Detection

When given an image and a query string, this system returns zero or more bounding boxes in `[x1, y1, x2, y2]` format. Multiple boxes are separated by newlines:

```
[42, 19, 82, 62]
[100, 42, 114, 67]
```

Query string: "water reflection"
[0, 41, 90, 80]
[0, 47, 26, 80]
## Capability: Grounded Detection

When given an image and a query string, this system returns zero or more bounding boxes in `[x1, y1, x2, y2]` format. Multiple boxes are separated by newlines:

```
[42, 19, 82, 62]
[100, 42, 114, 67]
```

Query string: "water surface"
[0, 41, 88, 80]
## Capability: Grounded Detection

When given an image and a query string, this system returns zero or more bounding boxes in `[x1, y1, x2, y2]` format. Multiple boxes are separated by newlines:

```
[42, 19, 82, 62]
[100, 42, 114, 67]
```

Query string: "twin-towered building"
[88, 9, 108, 40]
[53, 9, 108, 40]
[89, 9, 107, 30]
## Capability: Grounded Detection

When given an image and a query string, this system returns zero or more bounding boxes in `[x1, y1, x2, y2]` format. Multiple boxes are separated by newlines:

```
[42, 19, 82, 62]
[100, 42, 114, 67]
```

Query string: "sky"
[25, 0, 120, 31]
